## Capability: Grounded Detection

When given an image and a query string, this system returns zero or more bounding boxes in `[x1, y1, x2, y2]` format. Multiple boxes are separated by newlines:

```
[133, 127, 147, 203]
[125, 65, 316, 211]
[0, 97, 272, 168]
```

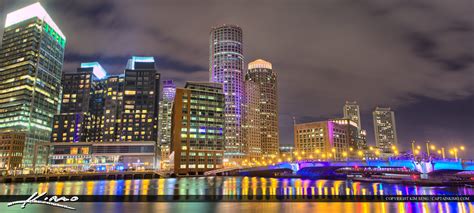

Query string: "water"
[1, 177, 473, 212]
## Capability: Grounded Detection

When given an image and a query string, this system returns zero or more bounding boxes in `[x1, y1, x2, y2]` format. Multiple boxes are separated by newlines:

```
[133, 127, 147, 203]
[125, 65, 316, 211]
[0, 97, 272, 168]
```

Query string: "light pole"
[411, 140, 416, 160]
[426, 141, 430, 158]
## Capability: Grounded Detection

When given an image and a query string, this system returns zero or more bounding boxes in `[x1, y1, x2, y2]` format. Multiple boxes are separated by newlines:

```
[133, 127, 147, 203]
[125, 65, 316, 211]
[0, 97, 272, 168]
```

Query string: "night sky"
[1, 0, 473, 157]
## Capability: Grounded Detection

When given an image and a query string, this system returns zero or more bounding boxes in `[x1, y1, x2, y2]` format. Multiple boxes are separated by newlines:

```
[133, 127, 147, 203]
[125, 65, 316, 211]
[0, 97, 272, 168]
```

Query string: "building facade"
[171, 82, 225, 175]
[294, 120, 350, 161]
[0, 132, 25, 172]
[0, 3, 66, 168]
[209, 25, 245, 160]
[50, 57, 160, 170]
[157, 80, 176, 170]
[51, 62, 107, 144]
[246, 59, 279, 157]
[373, 107, 398, 154]
[243, 79, 261, 159]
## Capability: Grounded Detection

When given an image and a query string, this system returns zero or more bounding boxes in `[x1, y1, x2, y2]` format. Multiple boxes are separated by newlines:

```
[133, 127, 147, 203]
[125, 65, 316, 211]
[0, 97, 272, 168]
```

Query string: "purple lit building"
[209, 25, 245, 160]
[157, 80, 176, 170]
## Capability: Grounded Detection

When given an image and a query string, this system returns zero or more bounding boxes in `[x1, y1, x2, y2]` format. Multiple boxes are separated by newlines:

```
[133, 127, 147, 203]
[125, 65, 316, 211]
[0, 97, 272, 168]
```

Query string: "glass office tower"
[0, 3, 66, 168]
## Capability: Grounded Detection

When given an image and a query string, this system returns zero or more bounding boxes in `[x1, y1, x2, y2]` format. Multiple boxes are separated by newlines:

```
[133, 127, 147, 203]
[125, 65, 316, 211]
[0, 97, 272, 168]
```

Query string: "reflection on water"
[0, 177, 473, 212]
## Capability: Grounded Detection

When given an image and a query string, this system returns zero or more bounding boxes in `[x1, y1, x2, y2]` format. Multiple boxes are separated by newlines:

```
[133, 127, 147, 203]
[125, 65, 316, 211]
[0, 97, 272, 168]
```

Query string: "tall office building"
[343, 101, 361, 130]
[209, 25, 245, 160]
[119, 57, 161, 142]
[243, 80, 261, 159]
[50, 57, 160, 170]
[171, 82, 225, 175]
[0, 3, 66, 168]
[246, 59, 279, 157]
[373, 107, 398, 154]
[157, 80, 176, 170]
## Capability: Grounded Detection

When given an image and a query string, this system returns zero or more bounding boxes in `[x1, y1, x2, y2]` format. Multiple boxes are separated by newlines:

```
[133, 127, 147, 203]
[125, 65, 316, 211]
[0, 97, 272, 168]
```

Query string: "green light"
[44, 23, 66, 48]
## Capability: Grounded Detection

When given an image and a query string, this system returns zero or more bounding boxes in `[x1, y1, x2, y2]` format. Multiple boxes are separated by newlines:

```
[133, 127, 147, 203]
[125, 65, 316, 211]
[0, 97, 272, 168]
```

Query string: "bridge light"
[349, 148, 353, 152]
[357, 151, 363, 156]
[342, 152, 347, 157]
[430, 145, 436, 150]
[417, 145, 421, 150]
[369, 146, 373, 151]
[414, 150, 420, 155]
[437, 150, 441, 154]
[460, 146, 465, 151]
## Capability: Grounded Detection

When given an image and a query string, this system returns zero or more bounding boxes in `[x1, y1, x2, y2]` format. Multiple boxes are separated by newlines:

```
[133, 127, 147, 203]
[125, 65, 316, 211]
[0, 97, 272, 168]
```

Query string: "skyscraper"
[243, 79, 261, 159]
[0, 3, 66, 168]
[51, 62, 107, 143]
[171, 82, 225, 175]
[119, 56, 161, 142]
[157, 80, 176, 170]
[373, 107, 398, 154]
[343, 101, 361, 130]
[342, 101, 367, 150]
[209, 25, 245, 160]
[246, 59, 280, 157]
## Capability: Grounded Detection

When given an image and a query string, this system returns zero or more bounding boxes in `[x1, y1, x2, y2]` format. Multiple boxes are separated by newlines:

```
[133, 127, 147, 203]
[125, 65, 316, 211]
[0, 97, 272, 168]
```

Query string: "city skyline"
[0, 2, 472, 212]
[1, 0, 472, 157]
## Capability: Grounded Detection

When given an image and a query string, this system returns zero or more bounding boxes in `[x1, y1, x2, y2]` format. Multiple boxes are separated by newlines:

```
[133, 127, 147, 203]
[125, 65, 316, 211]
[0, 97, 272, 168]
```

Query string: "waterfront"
[1, 177, 473, 212]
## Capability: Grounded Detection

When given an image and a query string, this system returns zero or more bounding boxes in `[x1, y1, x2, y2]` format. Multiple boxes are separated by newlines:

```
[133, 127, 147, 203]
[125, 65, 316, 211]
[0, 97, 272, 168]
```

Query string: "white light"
[126, 56, 155, 70]
[248, 59, 272, 70]
[132, 56, 155, 63]
[81, 62, 107, 79]
[5, 2, 66, 40]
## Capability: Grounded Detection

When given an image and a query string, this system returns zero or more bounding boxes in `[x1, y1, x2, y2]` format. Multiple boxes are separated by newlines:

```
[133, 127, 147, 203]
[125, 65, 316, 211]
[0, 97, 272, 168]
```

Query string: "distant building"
[342, 101, 367, 152]
[373, 107, 398, 154]
[157, 80, 176, 170]
[343, 101, 361, 130]
[245, 59, 279, 158]
[209, 25, 245, 161]
[294, 120, 351, 160]
[0, 132, 25, 171]
[0, 3, 66, 169]
[171, 82, 225, 175]
[50, 57, 160, 170]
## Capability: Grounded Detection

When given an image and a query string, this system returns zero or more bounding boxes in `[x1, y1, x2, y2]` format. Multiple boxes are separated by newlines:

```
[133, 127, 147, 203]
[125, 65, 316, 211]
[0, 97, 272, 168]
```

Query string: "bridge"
[207, 159, 474, 177]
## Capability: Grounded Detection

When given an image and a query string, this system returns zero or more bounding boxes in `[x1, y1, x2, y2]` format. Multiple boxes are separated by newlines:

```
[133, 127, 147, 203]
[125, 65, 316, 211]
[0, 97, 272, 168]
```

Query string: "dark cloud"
[1, 0, 473, 157]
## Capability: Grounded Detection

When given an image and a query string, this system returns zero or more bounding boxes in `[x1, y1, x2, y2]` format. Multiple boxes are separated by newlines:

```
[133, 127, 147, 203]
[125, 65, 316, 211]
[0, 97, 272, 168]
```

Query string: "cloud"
[1, 0, 473, 145]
